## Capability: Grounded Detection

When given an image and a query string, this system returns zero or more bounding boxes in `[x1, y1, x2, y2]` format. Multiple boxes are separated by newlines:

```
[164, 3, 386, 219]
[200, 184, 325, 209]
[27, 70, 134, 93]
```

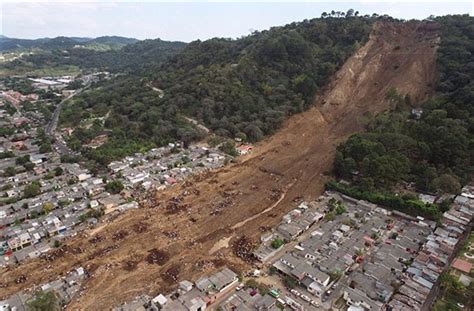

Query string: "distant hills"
[0, 35, 139, 52]
[0, 36, 186, 76]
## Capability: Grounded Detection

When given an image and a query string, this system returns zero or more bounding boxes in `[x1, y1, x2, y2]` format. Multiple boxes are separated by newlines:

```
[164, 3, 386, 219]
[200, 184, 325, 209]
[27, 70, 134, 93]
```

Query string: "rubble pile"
[165, 196, 189, 215]
[146, 248, 170, 265]
[132, 222, 149, 233]
[232, 235, 255, 262]
[87, 245, 119, 260]
[112, 230, 129, 241]
[162, 265, 180, 284]
[40, 247, 67, 262]
[14, 275, 27, 284]
[88, 234, 105, 244]
[269, 188, 282, 201]
[162, 231, 178, 239]
[122, 260, 139, 271]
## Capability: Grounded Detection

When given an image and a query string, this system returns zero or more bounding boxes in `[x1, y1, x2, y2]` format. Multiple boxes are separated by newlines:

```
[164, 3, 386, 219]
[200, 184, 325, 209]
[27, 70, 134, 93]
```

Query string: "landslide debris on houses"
[0, 21, 439, 309]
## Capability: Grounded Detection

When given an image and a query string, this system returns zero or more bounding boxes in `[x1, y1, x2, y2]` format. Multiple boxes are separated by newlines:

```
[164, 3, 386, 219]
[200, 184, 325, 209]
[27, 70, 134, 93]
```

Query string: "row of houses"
[0, 267, 87, 310]
[0, 151, 140, 266]
[249, 190, 455, 311]
[108, 144, 228, 190]
[113, 266, 239, 311]
[269, 193, 435, 310]
[387, 185, 474, 310]
[253, 201, 325, 263]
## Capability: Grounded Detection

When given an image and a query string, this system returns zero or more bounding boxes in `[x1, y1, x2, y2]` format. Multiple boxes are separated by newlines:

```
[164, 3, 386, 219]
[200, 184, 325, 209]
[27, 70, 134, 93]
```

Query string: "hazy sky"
[1, 1, 473, 41]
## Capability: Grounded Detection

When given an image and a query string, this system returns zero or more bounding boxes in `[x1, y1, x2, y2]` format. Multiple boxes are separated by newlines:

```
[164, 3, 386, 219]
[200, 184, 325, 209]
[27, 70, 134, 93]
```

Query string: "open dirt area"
[0, 21, 440, 309]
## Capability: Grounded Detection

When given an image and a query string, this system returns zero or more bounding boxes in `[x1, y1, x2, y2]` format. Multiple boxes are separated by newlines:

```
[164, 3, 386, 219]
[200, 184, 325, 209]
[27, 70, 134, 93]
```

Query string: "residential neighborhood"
[0, 76, 230, 270]
[5, 183, 469, 310]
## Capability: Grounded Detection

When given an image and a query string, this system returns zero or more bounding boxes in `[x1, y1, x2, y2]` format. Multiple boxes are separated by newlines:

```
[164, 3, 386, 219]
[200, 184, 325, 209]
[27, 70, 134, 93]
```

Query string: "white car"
[301, 295, 311, 302]
[290, 289, 300, 297]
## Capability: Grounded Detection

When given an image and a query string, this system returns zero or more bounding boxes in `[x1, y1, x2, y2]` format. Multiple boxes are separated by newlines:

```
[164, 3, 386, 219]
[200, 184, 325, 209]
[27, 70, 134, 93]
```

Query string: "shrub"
[271, 239, 284, 249]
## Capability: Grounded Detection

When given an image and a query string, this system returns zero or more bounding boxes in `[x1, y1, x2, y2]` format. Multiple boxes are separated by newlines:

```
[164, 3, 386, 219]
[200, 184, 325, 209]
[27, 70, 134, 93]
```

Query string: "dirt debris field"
[0, 21, 440, 309]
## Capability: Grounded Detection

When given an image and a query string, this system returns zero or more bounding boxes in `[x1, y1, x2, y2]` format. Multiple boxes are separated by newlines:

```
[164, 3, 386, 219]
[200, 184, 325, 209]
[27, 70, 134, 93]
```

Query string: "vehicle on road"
[269, 289, 280, 298]
[301, 294, 311, 302]
[290, 289, 300, 297]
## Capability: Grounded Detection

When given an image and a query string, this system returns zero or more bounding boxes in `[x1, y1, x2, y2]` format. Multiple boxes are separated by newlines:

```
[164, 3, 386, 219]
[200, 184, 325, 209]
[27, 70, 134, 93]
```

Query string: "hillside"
[0, 35, 137, 52]
[0, 20, 440, 309]
[0, 37, 49, 51]
[60, 15, 375, 165]
[0, 38, 186, 76]
[84, 36, 139, 49]
[333, 15, 473, 201]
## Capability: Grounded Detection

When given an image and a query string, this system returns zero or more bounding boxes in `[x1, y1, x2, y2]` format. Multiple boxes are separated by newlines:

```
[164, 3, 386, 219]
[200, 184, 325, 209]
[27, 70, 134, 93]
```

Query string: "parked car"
[290, 289, 300, 297]
[301, 295, 311, 302]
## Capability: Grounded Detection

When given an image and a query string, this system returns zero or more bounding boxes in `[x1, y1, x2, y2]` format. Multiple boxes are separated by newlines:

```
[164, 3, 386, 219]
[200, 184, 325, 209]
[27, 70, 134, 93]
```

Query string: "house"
[411, 108, 423, 119]
[30, 154, 46, 165]
[277, 223, 303, 241]
[195, 267, 238, 293]
[254, 294, 276, 310]
[7, 232, 32, 251]
[307, 281, 323, 297]
[77, 173, 92, 181]
[208, 267, 238, 292]
[179, 280, 194, 293]
[152, 294, 168, 307]
[363, 236, 375, 246]
[165, 177, 177, 185]
[343, 287, 383, 311]
[237, 145, 253, 155]
[99, 195, 125, 214]
[452, 258, 472, 274]
[126, 172, 149, 185]
[183, 297, 206, 311]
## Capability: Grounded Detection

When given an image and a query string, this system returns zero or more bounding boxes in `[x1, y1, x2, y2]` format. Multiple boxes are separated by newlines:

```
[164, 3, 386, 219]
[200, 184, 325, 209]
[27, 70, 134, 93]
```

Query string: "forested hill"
[63, 13, 377, 165]
[333, 14, 474, 200]
[1, 38, 186, 75]
[0, 35, 138, 51]
[153, 16, 373, 140]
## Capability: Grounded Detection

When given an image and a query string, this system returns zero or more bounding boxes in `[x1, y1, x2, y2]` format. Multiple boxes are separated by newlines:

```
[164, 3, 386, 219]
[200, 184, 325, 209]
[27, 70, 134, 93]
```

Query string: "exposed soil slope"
[0, 21, 440, 309]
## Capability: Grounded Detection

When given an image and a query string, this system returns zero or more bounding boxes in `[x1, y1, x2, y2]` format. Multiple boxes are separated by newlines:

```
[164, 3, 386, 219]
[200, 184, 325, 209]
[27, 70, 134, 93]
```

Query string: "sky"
[1, 1, 473, 42]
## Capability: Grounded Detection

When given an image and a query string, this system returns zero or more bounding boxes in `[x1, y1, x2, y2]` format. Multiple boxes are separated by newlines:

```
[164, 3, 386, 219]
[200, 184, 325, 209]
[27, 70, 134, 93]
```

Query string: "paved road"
[45, 89, 81, 156]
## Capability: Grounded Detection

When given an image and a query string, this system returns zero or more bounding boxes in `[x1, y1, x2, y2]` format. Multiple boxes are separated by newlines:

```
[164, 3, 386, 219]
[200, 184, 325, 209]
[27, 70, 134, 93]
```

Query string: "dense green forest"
[61, 13, 376, 164]
[1, 39, 186, 74]
[334, 15, 474, 196]
[0, 35, 138, 52]
[154, 15, 373, 140]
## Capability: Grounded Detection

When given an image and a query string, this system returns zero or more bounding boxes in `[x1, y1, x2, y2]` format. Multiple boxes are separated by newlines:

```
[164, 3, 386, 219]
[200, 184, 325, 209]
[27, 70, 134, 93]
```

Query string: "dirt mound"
[89, 234, 105, 244]
[112, 230, 129, 241]
[123, 260, 139, 271]
[233, 235, 256, 262]
[0, 21, 439, 309]
[131, 221, 149, 233]
[146, 249, 170, 265]
[162, 265, 180, 285]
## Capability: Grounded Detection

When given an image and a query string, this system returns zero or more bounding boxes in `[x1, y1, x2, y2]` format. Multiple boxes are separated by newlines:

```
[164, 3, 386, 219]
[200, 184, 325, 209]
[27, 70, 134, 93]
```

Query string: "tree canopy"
[334, 15, 473, 196]
[60, 14, 375, 164]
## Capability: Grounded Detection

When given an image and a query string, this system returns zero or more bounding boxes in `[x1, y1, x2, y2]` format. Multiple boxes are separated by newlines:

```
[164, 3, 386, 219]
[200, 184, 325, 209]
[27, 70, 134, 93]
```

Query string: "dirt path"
[0, 21, 440, 309]
[232, 180, 295, 230]
[147, 83, 164, 98]
[183, 116, 211, 133]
